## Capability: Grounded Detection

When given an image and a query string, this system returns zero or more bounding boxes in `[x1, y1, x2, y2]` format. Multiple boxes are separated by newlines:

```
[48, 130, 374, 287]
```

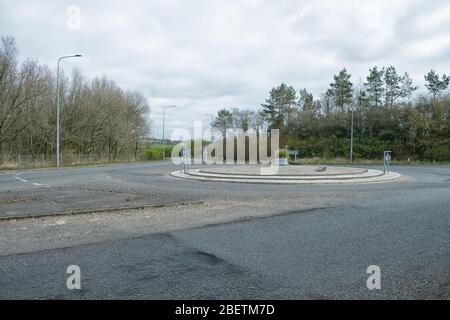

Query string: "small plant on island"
[276, 149, 288, 159]
[275, 149, 289, 166]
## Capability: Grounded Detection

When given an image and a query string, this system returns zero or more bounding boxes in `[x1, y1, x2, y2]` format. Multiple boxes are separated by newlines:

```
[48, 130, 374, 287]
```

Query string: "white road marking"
[43, 219, 66, 226]
[14, 173, 51, 188]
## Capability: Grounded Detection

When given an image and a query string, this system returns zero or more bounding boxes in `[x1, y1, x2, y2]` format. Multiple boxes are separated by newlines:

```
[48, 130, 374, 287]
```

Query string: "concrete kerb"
[170, 168, 402, 184]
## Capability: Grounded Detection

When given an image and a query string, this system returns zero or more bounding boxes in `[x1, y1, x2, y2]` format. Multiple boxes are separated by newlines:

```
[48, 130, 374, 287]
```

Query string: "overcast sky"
[1, 0, 450, 138]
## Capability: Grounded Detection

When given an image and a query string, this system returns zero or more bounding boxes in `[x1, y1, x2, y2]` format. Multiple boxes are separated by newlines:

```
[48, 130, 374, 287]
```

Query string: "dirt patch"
[0, 197, 27, 205]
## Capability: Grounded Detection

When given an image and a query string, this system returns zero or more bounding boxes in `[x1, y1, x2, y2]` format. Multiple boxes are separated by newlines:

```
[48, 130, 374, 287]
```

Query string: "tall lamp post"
[200, 114, 214, 163]
[350, 106, 354, 163]
[162, 105, 176, 159]
[203, 114, 214, 140]
[55, 55, 82, 168]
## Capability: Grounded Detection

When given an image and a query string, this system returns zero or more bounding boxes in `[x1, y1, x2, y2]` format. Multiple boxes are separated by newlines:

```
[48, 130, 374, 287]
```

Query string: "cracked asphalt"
[0, 161, 449, 299]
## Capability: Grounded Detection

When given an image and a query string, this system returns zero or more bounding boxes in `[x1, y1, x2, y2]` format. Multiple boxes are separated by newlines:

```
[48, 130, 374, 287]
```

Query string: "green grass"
[0, 144, 178, 171]
[3, 152, 450, 172]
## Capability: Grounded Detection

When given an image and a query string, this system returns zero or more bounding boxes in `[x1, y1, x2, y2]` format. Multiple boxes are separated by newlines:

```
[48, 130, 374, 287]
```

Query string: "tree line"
[213, 67, 450, 161]
[0, 36, 150, 165]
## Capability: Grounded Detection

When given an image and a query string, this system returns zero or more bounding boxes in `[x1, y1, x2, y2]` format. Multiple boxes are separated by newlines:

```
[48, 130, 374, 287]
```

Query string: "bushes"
[140, 145, 174, 160]
[295, 137, 348, 159]
[276, 149, 288, 159]
[422, 141, 450, 161]
[353, 137, 391, 159]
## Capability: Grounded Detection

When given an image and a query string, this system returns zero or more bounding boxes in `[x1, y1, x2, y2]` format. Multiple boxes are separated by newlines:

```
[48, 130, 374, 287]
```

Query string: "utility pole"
[55, 55, 82, 168]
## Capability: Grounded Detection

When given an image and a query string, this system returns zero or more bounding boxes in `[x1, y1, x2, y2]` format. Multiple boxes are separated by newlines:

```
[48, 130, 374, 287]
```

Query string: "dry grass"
[0, 197, 27, 205]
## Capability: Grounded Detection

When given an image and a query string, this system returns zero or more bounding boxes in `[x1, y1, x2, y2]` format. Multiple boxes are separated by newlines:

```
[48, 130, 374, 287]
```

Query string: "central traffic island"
[170, 165, 401, 184]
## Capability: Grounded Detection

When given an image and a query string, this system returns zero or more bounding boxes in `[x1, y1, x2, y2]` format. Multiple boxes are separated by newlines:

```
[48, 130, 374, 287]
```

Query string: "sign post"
[288, 150, 299, 162]
[383, 151, 392, 174]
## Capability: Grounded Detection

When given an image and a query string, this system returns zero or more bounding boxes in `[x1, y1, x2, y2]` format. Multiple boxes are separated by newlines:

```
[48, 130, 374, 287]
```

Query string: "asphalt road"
[0, 161, 449, 299]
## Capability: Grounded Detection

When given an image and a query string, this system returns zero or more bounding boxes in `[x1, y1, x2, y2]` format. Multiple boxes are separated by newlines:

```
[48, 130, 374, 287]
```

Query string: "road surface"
[0, 162, 449, 299]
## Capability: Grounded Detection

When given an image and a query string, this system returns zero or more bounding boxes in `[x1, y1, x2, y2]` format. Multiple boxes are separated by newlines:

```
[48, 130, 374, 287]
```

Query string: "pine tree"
[384, 65, 401, 107]
[298, 88, 314, 112]
[213, 108, 233, 137]
[261, 83, 297, 129]
[329, 68, 353, 112]
[399, 72, 417, 101]
[424, 70, 449, 101]
[365, 66, 384, 107]
[384, 66, 417, 107]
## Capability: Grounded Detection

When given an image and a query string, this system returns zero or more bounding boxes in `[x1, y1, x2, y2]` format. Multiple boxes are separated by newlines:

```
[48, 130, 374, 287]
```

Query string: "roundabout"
[170, 165, 402, 184]
[1, 162, 449, 300]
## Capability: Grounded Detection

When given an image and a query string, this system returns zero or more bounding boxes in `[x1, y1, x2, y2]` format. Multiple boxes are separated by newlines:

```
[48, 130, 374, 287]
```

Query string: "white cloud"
[1, 0, 449, 137]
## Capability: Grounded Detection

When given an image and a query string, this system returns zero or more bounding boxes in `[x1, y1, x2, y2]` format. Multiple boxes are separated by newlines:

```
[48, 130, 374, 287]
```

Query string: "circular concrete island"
[170, 165, 401, 184]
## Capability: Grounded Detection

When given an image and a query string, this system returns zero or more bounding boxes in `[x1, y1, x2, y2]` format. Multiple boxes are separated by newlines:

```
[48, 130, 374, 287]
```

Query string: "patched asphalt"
[0, 162, 449, 299]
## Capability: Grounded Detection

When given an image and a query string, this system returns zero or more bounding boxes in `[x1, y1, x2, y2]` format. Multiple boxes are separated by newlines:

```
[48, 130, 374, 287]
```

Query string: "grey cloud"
[1, 0, 449, 137]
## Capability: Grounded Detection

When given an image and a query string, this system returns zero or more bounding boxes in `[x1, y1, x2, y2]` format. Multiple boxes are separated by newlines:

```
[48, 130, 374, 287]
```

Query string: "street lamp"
[350, 106, 354, 163]
[55, 55, 82, 168]
[203, 113, 214, 141]
[162, 105, 176, 159]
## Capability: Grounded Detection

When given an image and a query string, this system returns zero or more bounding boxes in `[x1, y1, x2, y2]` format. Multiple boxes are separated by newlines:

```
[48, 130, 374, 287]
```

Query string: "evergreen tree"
[365, 66, 384, 107]
[298, 88, 314, 112]
[356, 89, 369, 109]
[424, 70, 450, 101]
[213, 108, 233, 137]
[384, 66, 417, 107]
[384, 65, 401, 107]
[261, 83, 297, 129]
[329, 68, 353, 111]
[399, 72, 417, 101]
[322, 88, 335, 114]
